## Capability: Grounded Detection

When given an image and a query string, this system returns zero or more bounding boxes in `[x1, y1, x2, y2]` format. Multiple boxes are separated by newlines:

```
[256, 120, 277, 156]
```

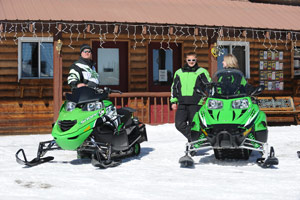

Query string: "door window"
[152, 49, 173, 86]
[148, 43, 182, 92]
[217, 41, 250, 78]
[97, 48, 120, 85]
[92, 41, 128, 91]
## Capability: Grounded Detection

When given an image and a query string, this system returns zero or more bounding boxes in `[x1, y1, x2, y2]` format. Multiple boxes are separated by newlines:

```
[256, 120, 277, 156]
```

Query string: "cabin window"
[18, 37, 53, 81]
[217, 41, 250, 78]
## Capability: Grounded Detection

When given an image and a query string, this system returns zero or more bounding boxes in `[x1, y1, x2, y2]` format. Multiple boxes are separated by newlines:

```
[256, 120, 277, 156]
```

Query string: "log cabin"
[0, 0, 300, 135]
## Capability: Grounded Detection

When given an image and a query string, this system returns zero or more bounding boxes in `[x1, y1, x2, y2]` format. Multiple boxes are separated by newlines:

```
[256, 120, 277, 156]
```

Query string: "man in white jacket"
[67, 44, 100, 90]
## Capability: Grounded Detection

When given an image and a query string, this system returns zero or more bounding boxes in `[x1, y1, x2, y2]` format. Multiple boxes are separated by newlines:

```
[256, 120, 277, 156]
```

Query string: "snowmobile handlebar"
[103, 87, 122, 94]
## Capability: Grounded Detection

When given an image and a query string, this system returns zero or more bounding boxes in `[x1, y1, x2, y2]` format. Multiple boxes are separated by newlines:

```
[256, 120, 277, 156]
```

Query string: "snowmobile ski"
[179, 155, 194, 168]
[16, 140, 59, 167]
[91, 153, 121, 169]
[16, 149, 54, 167]
[256, 146, 279, 168]
[91, 158, 122, 169]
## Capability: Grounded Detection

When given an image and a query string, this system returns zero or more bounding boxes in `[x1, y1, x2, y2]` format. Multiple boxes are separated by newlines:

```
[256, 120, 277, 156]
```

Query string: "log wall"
[0, 31, 297, 135]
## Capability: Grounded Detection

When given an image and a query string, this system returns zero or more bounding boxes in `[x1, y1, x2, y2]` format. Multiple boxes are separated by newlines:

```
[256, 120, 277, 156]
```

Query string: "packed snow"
[0, 124, 299, 200]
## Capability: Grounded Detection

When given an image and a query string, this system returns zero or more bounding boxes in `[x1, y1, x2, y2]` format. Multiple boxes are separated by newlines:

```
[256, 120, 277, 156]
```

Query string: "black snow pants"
[175, 104, 201, 142]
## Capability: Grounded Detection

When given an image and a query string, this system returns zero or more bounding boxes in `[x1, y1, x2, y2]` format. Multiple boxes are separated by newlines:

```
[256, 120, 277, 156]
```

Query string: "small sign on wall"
[159, 69, 168, 82]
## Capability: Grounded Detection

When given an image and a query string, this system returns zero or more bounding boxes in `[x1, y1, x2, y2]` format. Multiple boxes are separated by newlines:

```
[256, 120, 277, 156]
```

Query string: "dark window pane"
[153, 49, 173, 86]
[21, 42, 38, 77]
[217, 47, 229, 70]
[232, 46, 246, 75]
[40, 42, 53, 77]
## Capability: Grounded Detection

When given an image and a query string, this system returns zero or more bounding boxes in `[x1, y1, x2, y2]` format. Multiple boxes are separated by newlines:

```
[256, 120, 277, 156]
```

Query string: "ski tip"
[179, 155, 195, 168]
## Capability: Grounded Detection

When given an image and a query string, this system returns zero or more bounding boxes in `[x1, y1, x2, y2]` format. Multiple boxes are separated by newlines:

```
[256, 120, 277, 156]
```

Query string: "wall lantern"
[56, 39, 63, 55]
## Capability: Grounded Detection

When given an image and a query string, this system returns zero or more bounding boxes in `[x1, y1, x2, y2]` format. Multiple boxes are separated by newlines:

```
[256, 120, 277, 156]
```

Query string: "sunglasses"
[83, 50, 91, 53]
[187, 59, 196, 62]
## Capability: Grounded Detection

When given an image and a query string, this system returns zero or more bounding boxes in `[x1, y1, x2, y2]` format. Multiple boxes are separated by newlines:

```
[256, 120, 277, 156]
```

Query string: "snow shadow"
[121, 147, 154, 164]
[194, 151, 265, 167]
[51, 147, 154, 166]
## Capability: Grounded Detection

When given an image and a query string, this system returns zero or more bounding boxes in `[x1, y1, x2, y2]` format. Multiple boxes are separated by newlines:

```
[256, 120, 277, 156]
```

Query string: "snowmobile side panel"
[254, 110, 268, 132]
[103, 100, 113, 107]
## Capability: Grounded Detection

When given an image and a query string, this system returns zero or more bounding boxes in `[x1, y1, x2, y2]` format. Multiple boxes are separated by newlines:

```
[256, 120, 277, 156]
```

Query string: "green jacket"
[170, 64, 211, 105]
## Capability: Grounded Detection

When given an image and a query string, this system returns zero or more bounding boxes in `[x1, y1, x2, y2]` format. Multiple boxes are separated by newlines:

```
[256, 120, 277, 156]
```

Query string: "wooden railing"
[109, 92, 175, 124]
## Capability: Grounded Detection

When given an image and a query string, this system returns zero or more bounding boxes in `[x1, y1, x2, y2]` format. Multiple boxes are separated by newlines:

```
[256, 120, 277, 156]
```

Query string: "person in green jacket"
[170, 52, 211, 142]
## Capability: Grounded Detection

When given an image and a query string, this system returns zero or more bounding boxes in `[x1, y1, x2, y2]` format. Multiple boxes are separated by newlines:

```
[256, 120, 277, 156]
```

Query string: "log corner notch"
[53, 37, 63, 122]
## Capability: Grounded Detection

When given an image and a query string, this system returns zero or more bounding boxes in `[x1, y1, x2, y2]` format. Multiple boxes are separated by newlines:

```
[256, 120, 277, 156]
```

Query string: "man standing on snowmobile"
[170, 52, 211, 142]
[67, 44, 100, 90]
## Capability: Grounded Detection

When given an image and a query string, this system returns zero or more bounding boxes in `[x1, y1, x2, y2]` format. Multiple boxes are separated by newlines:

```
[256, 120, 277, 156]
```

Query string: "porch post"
[53, 40, 63, 122]
[208, 44, 218, 76]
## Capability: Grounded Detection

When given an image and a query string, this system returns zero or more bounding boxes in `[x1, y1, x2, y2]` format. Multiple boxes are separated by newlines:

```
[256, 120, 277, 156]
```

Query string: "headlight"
[65, 102, 76, 111]
[208, 100, 223, 109]
[85, 101, 103, 111]
[232, 99, 249, 109]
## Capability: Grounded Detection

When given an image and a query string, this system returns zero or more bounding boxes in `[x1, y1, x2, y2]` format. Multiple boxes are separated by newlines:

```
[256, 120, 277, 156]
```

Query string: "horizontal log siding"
[0, 33, 54, 100]
[0, 100, 53, 135]
[0, 31, 297, 135]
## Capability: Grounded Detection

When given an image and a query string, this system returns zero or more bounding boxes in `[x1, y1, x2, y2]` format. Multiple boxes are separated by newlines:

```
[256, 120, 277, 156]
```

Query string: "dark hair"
[185, 52, 197, 58]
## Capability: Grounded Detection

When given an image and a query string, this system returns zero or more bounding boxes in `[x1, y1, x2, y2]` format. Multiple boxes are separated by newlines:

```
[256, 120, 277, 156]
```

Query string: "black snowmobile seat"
[117, 108, 133, 127]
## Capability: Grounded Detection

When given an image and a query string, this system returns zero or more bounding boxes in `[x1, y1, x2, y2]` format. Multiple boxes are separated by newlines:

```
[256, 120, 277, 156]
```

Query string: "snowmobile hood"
[51, 103, 105, 150]
[200, 96, 263, 127]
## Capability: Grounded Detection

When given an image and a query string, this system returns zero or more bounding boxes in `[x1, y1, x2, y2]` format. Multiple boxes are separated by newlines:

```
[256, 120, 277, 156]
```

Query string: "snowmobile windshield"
[210, 69, 247, 99]
[65, 87, 108, 104]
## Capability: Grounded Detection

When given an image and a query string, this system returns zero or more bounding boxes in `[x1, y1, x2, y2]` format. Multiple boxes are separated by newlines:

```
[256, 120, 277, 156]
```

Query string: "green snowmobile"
[16, 87, 147, 168]
[179, 69, 278, 168]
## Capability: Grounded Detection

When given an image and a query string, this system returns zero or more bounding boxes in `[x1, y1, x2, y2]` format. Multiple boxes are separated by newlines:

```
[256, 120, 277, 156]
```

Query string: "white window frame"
[217, 40, 250, 79]
[18, 37, 53, 81]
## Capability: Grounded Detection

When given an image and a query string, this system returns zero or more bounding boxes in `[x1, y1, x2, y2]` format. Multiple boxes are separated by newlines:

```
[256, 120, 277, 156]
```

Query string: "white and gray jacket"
[67, 57, 100, 89]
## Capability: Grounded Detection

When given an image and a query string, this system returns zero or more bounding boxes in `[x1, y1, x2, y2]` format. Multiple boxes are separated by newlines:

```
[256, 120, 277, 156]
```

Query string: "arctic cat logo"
[81, 113, 97, 124]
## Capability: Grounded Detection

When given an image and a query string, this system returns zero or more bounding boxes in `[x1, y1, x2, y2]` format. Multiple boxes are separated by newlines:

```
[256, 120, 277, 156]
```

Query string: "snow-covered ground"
[0, 124, 299, 200]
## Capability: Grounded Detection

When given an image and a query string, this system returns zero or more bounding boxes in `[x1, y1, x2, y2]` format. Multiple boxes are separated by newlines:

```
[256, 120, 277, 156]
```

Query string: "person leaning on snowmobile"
[170, 52, 211, 142]
[214, 54, 252, 95]
[67, 44, 100, 90]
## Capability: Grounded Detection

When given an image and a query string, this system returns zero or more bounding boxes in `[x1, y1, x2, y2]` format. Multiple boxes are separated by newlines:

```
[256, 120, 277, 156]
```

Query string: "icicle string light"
[0, 21, 299, 54]
[148, 25, 152, 44]
[174, 26, 179, 46]
[140, 25, 145, 46]
[68, 23, 74, 49]
[160, 25, 165, 50]
[133, 25, 137, 50]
